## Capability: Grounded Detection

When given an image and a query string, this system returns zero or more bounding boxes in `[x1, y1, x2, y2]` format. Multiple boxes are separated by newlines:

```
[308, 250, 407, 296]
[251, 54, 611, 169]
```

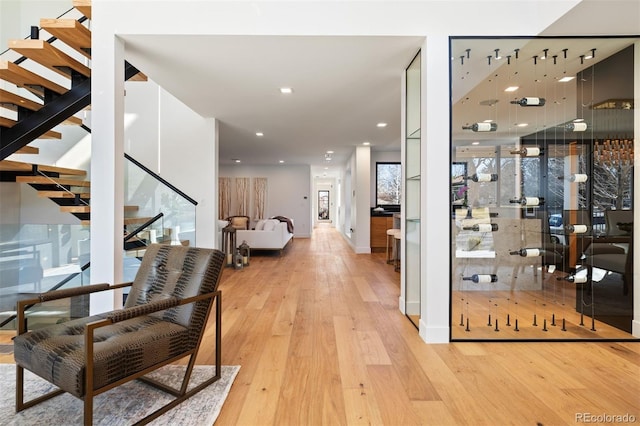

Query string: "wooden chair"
[13, 244, 225, 425]
[225, 215, 250, 230]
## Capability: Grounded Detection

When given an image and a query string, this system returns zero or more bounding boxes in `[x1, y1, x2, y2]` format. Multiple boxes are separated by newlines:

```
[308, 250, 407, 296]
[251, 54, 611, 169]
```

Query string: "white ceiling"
[123, 35, 424, 177]
[119, 0, 639, 178]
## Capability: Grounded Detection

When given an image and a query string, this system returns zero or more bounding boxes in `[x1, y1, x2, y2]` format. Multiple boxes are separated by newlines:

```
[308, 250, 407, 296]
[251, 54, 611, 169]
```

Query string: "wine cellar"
[450, 37, 636, 340]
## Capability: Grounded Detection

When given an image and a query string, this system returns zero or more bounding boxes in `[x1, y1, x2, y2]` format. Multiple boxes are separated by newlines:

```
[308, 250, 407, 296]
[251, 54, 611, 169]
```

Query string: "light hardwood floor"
[2, 224, 639, 425]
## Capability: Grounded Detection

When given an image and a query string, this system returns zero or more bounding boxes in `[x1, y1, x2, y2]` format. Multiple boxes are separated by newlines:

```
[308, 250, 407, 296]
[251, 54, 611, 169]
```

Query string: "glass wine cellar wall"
[450, 37, 638, 340]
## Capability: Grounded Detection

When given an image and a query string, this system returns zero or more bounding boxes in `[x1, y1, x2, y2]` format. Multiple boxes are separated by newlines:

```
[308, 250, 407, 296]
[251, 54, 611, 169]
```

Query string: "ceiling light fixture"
[280, 87, 293, 94]
[516, 123, 529, 127]
[505, 86, 519, 92]
[558, 76, 575, 82]
[233, 159, 241, 163]
[326, 150, 334, 154]
[363, 141, 371, 146]
[472, 141, 480, 145]
[376, 122, 387, 128]
[279, 160, 284, 163]
[255, 132, 264, 137]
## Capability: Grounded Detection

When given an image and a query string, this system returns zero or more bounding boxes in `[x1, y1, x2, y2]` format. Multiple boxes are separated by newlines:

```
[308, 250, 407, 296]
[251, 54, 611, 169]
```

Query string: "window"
[376, 162, 401, 206]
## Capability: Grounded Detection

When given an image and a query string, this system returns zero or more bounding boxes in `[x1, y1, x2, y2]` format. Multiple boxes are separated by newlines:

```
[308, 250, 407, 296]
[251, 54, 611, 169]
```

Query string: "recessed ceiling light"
[472, 141, 480, 145]
[505, 86, 519, 92]
[279, 160, 284, 163]
[233, 159, 241, 163]
[363, 141, 370, 146]
[558, 76, 575, 82]
[326, 150, 334, 154]
[280, 87, 293, 94]
[324, 167, 329, 170]
[516, 123, 528, 127]
[255, 132, 264, 137]
[376, 122, 387, 128]
[483, 119, 493, 123]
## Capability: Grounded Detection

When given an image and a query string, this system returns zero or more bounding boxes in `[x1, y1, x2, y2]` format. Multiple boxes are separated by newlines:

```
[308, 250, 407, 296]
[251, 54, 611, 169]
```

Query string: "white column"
[90, 12, 124, 313]
[420, 35, 450, 343]
[355, 145, 371, 253]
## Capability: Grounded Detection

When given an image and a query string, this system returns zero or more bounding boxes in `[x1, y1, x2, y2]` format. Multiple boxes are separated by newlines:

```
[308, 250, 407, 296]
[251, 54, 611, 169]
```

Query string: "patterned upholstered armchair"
[13, 244, 225, 425]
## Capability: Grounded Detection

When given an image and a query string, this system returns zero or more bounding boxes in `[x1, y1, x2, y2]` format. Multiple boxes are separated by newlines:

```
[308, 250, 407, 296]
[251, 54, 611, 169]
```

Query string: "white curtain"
[218, 177, 231, 219]
[254, 177, 267, 219]
[236, 177, 250, 216]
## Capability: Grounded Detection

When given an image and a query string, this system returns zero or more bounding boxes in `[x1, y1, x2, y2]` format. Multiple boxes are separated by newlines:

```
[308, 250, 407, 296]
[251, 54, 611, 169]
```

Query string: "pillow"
[255, 219, 266, 230]
[263, 219, 279, 231]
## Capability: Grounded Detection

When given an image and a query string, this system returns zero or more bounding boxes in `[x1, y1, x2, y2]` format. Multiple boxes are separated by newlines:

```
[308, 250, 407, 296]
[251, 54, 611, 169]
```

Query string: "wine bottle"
[509, 248, 544, 257]
[463, 223, 499, 232]
[558, 173, 588, 183]
[561, 274, 588, 284]
[510, 97, 546, 106]
[469, 173, 498, 182]
[509, 146, 541, 156]
[565, 122, 587, 132]
[462, 274, 498, 283]
[509, 196, 544, 206]
[462, 122, 497, 132]
[565, 224, 589, 234]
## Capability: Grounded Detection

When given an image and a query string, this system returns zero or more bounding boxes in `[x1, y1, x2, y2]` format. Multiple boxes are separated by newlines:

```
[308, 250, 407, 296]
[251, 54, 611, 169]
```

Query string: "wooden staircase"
[0, 0, 150, 230]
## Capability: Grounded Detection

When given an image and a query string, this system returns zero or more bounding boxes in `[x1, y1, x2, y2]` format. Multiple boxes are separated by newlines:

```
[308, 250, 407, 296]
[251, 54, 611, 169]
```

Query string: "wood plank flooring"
[212, 224, 639, 425]
[1, 224, 638, 425]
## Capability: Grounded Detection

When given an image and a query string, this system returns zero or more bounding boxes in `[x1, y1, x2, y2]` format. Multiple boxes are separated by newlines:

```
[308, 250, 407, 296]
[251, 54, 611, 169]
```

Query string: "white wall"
[124, 79, 218, 249]
[219, 164, 311, 238]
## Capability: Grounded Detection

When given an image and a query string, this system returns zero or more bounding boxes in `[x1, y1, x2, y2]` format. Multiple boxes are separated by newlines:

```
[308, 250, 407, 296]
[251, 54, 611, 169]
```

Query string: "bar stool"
[386, 228, 399, 264]
[393, 231, 402, 272]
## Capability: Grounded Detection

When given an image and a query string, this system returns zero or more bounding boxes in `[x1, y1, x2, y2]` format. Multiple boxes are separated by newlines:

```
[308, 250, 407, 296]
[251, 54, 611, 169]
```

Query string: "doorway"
[318, 190, 330, 221]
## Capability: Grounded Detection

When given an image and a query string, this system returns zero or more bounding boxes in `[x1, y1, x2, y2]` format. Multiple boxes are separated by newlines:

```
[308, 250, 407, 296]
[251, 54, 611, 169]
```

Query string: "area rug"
[0, 363, 240, 426]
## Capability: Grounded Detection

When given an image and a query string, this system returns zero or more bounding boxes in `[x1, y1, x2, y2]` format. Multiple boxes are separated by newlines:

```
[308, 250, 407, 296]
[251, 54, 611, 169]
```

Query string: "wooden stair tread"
[128, 72, 148, 82]
[37, 190, 90, 198]
[60, 205, 90, 213]
[124, 217, 154, 225]
[0, 88, 42, 111]
[61, 115, 83, 126]
[15, 146, 39, 155]
[40, 18, 91, 59]
[9, 39, 91, 79]
[0, 160, 86, 176]
[0, 60, 67, 97]
[82, 217, 155, 226]
[0, 117, 61, 139]
[73, 0, 92, 20]
[15, 175, 90, 186]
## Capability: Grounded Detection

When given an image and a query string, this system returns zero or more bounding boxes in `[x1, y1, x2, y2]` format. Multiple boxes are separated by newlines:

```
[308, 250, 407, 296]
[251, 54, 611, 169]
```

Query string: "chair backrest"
[125, 244, 225, 344]
[604, 209, 633, 236]
[226, 215, 250, 230]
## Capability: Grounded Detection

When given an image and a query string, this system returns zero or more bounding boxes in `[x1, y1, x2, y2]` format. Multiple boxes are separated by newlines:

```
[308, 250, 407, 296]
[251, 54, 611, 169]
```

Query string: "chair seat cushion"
[14, 314, 189, 398]
[590, 253, 626, 273]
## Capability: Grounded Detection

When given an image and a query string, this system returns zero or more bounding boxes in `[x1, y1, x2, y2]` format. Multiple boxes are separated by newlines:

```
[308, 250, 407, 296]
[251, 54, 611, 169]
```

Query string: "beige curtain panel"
[254, 177, 267, 220]
[236, 177, 250, 216]
[218, 177, 231, 219]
